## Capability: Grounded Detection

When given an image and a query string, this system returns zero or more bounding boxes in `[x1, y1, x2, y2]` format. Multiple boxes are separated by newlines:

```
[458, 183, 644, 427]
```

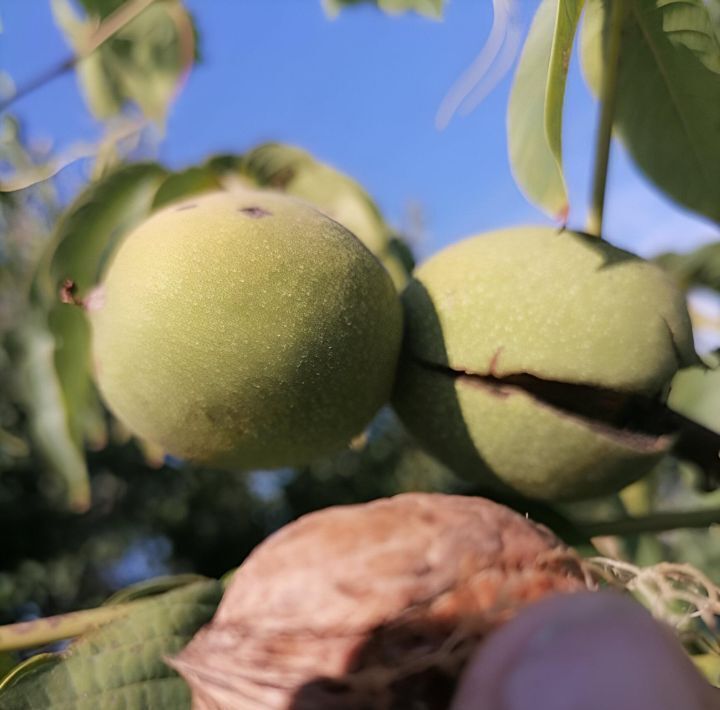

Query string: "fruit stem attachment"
[586, 0, 628, 238]
[59, 279, 84, 307]
[0, 602, 142, 652]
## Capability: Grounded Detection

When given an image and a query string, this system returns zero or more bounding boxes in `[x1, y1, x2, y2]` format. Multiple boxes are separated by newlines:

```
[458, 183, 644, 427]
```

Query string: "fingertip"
[452, 591, 718, 710]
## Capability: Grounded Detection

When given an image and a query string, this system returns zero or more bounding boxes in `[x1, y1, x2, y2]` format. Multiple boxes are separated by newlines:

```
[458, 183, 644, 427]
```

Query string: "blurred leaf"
[323, 0, 446, 18]
[57, 0, 197, 122]
[13, 313, 90, 512]
[655, 242, 720, 292]
[244, 143, 388, 254]
[78, 0, 142, 17]
[1, 144, 98, 193]
[581, 0, 720, 226]
[51, 0, 93, 50]
[103, 574, 208, 605]
[75, 51, 126, 118]
[0, 655, 60, 693]
[152, 166, 223, 209]
[48, 162, 167, 297]
[0, 654, 20, 685]
[508, 0, 582, 220]
[44, 163, 166, 462]
[48, 304, 106, 450]
[711, 0, 720, 41]
[693, 652, 720, 687]
[0, 579, 222, 709]
[658, 0, 720, 74]
[669, 362, 720, 432]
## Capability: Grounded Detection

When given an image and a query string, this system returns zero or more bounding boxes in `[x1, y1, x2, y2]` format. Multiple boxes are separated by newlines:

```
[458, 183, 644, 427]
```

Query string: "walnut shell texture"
[170, 493, 593, 709]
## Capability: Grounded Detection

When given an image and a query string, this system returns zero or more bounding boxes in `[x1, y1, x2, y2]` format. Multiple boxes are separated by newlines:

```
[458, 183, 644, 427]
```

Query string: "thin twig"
[586, 0, 629, 237]
[579, 507, 720, 538]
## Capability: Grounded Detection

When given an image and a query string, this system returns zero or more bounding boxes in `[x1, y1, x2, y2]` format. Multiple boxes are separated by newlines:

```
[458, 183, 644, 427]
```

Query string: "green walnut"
[88, 189, 402, 469]
[392, 226, 699, 500]
[241, 143, 410, 289]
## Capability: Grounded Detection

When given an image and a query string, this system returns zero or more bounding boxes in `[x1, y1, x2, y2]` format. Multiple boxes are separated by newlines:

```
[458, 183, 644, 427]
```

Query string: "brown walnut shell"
[170, 493, 594, 709]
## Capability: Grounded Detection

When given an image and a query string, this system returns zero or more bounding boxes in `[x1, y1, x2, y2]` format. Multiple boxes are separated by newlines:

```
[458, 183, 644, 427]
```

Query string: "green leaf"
[323, 0, 445, 19]
[12, 313, 90, 512]
[669, 360, 720, 433]
[655, 242, 720, 292]
[75, 52, 125, 119]
[581, 0, 720, 226]
[0, 580, 222, 710]
[657, 0, 720, 74]
[103, 574, 210, 605]
[42, 163, 166, 469]
[49, 162, 167, 296]
[47, 303, 105, 450]
[50, 0, 91, 50]
[62, 0, 197, 121]
[77, 0, 135, 17]
[0, 653, 23, 686]
[508, 0, 584, 220]
[0, 655, 61, 693]
[152, 166, 223, 209]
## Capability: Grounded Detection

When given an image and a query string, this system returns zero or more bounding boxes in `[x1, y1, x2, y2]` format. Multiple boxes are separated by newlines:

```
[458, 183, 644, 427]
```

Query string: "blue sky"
[1, 0, 717, 261]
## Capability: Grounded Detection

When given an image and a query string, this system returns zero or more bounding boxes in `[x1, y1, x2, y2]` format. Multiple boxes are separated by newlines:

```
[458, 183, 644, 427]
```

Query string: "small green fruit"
[89, 189, 402, 469]
[393, 227, 698, 500]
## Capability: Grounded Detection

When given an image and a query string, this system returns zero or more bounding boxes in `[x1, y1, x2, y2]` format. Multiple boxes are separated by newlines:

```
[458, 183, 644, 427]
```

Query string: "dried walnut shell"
[170, 493, 594, 709]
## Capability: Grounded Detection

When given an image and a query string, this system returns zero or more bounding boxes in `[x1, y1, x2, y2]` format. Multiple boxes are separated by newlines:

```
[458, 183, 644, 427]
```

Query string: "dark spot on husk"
[176, 203, 197, 211]
[239, 206, 271, 218]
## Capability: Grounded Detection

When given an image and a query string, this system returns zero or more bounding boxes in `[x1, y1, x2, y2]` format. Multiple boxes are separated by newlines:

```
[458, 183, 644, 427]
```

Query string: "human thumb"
[451, 591, 719, 710]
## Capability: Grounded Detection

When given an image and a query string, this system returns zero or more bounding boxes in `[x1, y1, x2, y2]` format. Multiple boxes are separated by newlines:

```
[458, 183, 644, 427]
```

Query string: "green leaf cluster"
[0, 579, 222, 709]
[52, 0, 197, 121]
[508, 0, 720, 227]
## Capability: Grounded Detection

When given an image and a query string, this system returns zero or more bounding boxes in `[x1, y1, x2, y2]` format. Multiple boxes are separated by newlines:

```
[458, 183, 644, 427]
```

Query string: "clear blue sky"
[1, 0, 717, 260]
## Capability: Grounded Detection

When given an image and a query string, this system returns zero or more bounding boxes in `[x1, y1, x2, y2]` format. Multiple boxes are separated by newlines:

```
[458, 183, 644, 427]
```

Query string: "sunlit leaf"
[323, 0, 445, 19]
[581, 0, 720, 226]
[655, 242, 720, 292]
[669, 358, 720, 433]
[12, 313, 90, 512]
[50, 0, 92, 50]
[103, 574, 209, 605]
[49, 162, 167, 296]
[43, 163, 167, 463]
[508, 0, 583, 220]
[152, 166, 223, 209]
[56, 0, 197, 122]
[657, 0, 720, 74]
[0, 579, 222, 709]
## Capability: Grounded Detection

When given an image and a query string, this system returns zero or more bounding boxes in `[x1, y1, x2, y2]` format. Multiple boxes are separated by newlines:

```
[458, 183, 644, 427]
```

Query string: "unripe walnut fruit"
[171, 493, 592, 708]
[392, 227, 698, 500]
[88, 189, 402, 468]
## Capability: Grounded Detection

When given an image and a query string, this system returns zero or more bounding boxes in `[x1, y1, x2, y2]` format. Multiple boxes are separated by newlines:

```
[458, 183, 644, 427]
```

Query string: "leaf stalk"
[586, 0, 629, 237]
[0, 602, 142, 652]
